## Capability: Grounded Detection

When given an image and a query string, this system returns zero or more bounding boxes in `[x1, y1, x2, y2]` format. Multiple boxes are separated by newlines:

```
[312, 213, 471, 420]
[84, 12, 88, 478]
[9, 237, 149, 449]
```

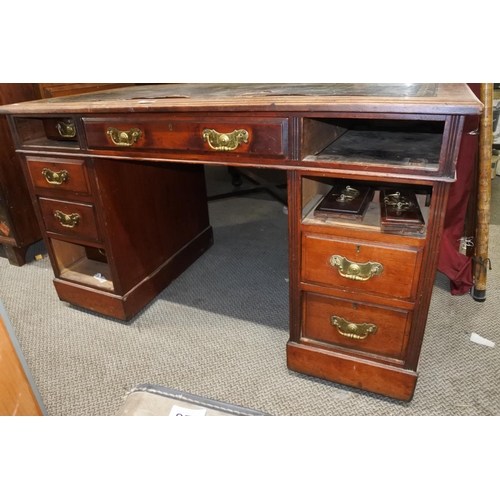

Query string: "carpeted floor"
[1, 167, 499, 416]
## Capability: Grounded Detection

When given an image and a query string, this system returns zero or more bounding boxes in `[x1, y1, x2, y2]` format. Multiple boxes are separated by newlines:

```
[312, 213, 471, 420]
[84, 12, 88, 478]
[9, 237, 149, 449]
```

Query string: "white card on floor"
[169, 404, 207, 416]
[470, 332, 495, 347]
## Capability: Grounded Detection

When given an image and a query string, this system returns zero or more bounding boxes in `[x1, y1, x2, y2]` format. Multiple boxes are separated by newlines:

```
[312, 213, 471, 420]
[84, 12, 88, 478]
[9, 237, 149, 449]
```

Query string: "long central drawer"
[83, 116, 289, 158]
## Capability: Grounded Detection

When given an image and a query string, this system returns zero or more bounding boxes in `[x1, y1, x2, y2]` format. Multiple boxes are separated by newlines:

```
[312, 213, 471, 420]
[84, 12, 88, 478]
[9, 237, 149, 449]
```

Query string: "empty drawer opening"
[302, 118, 445, 168]
[51, 239, 113, 292]
[14, 117, 79, 149]
[301, 176, 432, 236]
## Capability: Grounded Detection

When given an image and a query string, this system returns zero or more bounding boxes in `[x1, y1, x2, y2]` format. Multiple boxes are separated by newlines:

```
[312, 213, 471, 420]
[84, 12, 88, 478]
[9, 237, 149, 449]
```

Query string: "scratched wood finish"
[301, 232, 423, 301]
[0, 315, 43, 416]
[83, 116, 288, 159]
[0, 84, 483, 399]
[39, 198, 100, 242]
[0, 84, 482, 115]
[287, 342, 417, 401]
[302, 291, 411, 360]
[93, 159, 211, 296]
[37, 83, 135, 99]
[26, 157, 91, 196]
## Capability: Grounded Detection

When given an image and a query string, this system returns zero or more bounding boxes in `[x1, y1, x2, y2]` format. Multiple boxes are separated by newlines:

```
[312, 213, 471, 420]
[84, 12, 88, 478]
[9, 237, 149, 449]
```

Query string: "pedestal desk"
[0, 84, 483, 401]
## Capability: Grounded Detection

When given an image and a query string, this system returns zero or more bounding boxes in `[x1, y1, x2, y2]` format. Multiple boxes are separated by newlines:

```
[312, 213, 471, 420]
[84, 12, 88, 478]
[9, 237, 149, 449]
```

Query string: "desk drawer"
[26, 157, 91, 196]
[301, 233, 422, 300]
[38, 197, 100, 242]
[302, 292, 410, 360]
[83, 117, 288, 158]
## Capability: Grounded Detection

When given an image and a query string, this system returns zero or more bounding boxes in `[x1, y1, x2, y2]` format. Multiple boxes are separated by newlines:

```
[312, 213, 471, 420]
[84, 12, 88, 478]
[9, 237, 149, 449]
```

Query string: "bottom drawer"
[302, 292, 411, 360]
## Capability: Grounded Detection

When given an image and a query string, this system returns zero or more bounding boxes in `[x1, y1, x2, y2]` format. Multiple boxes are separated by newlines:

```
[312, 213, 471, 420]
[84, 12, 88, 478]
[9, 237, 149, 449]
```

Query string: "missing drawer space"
[302, 118, 444, 168]
[301, 176, 431, 236]
[51, 239, 114, 292]
[13, 117, 79, 149]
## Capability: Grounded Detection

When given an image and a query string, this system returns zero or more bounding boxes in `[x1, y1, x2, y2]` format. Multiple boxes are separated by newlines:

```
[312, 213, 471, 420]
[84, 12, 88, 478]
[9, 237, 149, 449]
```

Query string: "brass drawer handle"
[330, 255, 383, 281]
[336, 185, 360, 202]
[41, 168, 69, 185]
[107, 127, 143, 147]
[56, 121, 77, 138]
[383, 191, 413, 212]
[54, 210, 80, 228]
[331, 315, 377, 340]
[202, 128, 249, 151]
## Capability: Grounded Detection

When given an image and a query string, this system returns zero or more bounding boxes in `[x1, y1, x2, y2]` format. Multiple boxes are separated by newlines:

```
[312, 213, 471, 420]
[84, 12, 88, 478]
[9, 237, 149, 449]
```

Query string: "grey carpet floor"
[1, 169, 499, 416]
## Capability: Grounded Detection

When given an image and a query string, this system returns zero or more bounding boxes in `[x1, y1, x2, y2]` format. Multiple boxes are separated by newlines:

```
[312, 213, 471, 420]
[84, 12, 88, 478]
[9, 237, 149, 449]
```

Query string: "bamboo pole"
[471, 83, 493, 302]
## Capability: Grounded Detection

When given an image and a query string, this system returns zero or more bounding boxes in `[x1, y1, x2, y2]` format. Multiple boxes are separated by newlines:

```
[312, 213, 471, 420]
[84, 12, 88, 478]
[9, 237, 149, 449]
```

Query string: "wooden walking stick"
[471, 83, 493, 301]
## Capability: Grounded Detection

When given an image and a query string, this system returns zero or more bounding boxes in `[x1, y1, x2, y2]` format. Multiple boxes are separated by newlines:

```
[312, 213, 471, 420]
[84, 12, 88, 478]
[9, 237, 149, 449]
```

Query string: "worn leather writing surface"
[44, 83, 439, 102]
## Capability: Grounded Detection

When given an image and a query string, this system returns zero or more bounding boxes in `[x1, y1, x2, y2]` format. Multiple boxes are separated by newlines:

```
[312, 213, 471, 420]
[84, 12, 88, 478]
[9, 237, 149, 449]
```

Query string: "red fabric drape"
[437, 83, 480, 294]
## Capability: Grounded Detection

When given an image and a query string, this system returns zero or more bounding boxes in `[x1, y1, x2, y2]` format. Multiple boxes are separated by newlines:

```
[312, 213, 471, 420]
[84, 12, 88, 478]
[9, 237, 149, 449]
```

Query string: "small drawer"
[302, 292, 410, 360]
[12, 117, 80, 150]
[42, 118, 78, 142]
[83, 116, 288, 158]
[38, 197, 100, 242]
[301, 233, 422, 300]
[26, 157, 91, 195]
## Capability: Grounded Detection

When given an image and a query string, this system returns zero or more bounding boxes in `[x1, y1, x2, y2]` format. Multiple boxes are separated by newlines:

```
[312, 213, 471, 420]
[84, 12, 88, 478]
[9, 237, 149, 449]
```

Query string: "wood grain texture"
[0, 315, 43, 416]
[1, 83, 482, 398]
[0, 85, 42, 256]
[287, 342, 417, 401]
[37, 83, 135, 99]
[474, 84, 493, 293]
[0, 84, 483, 115]
[301, 232, 423, 300]
[93, 159, 211, 296]
[39, 197, 100, 242]
[53, 226, 213, 320]
[83, 116, 288, 159]
[302, 292, 411, 360]
[26, 157, 91, 196]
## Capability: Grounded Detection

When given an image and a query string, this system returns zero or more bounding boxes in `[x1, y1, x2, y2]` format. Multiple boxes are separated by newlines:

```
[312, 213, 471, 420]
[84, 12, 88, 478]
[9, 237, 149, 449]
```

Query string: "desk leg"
[287, 170, 301, 342]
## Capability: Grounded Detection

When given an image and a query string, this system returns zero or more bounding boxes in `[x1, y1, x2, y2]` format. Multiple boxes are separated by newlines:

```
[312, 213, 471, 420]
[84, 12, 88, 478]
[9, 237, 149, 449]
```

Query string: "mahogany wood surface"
[0, 312, 43, 416]
[26, 157, 91, 196]
[0, 84, 42, 263]
[0, 84, 483, 400]
[301, 232, 423, 301]
[287, 342, 417, 401]
[0, 84, 135, 266]
[93, 159, 211, 295]
[302, 292, 411, 360]
[36, 83, 135, 99]
[83, 115, 289, 159]
[38, 197, 100, 242]
[53, 226, 213, 320]
[0, 83, 482, 115]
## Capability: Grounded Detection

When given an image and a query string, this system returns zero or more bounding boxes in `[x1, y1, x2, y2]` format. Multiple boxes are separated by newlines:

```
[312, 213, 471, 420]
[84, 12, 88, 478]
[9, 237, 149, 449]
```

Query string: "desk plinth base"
[53, 226, 214, 321]
[286, 342, 417, 401]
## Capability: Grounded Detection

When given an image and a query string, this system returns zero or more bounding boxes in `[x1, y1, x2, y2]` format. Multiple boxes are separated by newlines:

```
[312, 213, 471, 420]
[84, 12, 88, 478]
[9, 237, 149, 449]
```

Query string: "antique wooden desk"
[0, 84, 482, 401]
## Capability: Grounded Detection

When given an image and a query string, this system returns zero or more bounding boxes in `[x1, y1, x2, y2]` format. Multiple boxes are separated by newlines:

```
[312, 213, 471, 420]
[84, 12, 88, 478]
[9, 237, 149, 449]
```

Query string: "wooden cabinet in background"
[0, 84, 42, 265]
[36, 83, 134, 99]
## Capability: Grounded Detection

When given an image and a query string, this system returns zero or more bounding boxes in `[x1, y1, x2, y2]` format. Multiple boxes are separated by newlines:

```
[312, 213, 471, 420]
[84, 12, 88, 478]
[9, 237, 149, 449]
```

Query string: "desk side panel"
[93, 158, 211, 295]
